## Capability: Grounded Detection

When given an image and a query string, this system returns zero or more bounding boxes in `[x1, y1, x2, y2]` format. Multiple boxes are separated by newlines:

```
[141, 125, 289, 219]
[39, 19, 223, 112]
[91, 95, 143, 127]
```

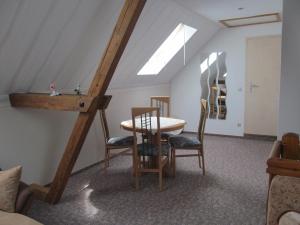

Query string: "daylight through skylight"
[137, 23, 197, 75]
[200, 52, 223, 74]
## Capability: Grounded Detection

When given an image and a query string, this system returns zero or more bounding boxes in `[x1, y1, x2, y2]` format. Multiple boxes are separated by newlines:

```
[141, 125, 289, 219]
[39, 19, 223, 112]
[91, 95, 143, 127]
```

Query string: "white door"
[245, 35, 281, 136]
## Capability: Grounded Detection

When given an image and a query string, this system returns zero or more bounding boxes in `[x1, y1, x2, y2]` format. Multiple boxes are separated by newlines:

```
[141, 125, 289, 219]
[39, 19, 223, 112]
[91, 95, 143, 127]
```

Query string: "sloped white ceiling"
[0, 0, 105, 95]
[0, 0, 220, 96]
[110, 0, 220, 89]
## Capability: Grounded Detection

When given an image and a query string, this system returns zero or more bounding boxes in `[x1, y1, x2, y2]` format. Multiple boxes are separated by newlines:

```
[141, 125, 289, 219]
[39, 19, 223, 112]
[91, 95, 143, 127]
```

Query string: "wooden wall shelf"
[9, 93, 96, 112]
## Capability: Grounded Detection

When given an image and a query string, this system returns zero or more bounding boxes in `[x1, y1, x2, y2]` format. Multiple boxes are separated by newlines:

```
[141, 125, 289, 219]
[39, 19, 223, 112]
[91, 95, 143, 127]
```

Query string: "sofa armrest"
[15, 181, 33, 214]
[267, 176, 300, 225]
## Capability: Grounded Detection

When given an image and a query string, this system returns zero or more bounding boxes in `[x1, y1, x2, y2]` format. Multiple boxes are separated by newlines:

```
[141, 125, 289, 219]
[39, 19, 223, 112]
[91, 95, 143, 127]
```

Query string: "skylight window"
[137, 23, 197, 75]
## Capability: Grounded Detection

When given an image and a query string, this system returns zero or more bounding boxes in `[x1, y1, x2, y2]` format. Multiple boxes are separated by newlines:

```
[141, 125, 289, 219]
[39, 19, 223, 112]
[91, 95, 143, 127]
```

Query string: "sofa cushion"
[0, 166, 22, 212]
[279, 211, 300, 225]
[0, 211, 42, 225]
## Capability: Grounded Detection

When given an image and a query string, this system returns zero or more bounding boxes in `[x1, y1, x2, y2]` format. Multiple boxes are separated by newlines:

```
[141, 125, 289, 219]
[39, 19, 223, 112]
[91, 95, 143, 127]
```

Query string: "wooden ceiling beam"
[9, 93, 96, 112]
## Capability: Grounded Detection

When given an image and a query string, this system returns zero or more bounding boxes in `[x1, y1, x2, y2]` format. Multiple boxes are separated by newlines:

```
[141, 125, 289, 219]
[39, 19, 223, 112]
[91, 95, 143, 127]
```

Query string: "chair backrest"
[99, 95, 112, 142]
[100, 109, 110, 142]
[131, 107, 161, 157]
[198, 99, 208, 143]
[150, 96, 170, 117]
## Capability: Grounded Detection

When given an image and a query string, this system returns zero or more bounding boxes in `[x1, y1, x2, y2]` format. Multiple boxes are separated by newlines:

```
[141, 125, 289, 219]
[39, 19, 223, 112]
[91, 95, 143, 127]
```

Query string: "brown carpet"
[28, 134, 273, 225]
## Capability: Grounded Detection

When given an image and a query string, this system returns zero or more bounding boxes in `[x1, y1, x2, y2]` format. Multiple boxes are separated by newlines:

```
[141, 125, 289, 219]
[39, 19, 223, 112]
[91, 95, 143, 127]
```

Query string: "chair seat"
[107, 136, 134, 146]
[160, 132, 175, 140]
[169, 136, 201, 149]
[137, 143, 170, 156]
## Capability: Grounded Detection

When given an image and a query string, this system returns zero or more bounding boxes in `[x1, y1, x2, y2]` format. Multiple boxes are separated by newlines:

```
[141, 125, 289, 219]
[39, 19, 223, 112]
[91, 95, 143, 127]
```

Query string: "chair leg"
[198, 148, 202, 169]
[135, 156, 140, 190]
[166, 153, 171, 176]
[104, 147, 109, 169]
[171, 148, 176, 177]
[142, 156, 146, 168]
[159, 167, 163, 191]
[201, 149, 205, 176]
[132, 150, 136, 176]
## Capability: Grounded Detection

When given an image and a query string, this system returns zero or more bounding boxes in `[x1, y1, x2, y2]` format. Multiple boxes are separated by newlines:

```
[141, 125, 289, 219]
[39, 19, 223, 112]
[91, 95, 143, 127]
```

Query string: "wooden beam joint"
[98, 95, 112, 110]
[29, 183, 50, 201]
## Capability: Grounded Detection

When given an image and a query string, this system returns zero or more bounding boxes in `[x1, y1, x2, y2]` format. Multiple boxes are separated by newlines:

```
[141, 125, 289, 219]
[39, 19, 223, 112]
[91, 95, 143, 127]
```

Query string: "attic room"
[1, 0, 300, 224]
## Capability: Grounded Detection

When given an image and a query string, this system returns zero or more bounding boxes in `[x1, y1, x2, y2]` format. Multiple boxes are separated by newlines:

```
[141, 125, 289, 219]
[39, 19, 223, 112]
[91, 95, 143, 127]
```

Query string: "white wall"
[0, 84, 169, 184]
[0, 106, 103, 185]
[171, 23, 282, 136]
[278, 0, 300, 138]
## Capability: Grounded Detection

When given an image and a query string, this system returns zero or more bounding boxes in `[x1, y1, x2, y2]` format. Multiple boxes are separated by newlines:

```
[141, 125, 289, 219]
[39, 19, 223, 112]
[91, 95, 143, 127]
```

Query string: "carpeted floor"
[28, 135, 273, 225]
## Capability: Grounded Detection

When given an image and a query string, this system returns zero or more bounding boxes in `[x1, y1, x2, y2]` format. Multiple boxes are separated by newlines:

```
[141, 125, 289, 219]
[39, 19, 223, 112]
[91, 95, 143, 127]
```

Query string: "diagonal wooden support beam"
[88, 0, 146, 97]
[45, 0, 146, 204]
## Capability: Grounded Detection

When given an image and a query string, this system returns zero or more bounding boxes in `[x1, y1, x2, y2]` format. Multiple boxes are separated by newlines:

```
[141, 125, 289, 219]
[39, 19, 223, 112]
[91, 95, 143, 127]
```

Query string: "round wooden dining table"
[120, 117, 186, 133]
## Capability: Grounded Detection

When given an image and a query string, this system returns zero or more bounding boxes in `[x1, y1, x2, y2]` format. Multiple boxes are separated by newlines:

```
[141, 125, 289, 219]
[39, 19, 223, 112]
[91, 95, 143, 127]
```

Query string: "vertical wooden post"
[46, 0, 146, 204]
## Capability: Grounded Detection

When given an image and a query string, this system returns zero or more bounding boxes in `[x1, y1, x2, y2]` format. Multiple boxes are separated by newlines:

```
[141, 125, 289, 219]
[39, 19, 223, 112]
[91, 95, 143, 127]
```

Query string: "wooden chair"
[99, 107, 134, 170]
[150, 96, 170, 117]
[131, 107, 170, 191]
[150, 96, 172, 141]
[169, 99, 208, 176]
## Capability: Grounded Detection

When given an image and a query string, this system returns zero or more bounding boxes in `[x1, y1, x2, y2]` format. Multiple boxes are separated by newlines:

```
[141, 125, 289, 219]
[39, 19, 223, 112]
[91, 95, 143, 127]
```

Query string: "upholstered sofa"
[0, 181, 42, 225]
[267, 175, 300, 225]
[0, 211, 42, 225]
